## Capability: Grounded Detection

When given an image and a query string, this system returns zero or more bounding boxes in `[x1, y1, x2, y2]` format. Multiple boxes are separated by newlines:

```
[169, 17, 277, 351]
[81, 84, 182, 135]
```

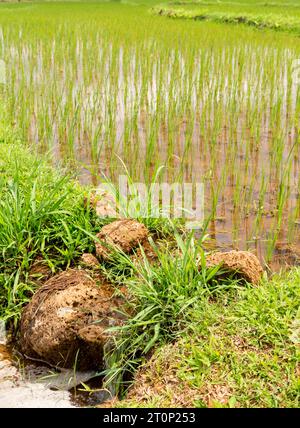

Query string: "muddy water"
[31, 114, 300, 270]
[0, 341, 110, 408]
[75, 115, 300, 271]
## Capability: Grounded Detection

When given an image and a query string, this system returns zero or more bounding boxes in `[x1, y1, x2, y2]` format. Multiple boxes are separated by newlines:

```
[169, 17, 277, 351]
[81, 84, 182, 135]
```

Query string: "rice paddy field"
[0, 0, 300, 410]
[1, 1, 300, 269]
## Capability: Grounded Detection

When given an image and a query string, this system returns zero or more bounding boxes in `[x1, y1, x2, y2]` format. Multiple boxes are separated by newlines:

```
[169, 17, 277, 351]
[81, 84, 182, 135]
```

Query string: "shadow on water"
[0, 342, 111, 408]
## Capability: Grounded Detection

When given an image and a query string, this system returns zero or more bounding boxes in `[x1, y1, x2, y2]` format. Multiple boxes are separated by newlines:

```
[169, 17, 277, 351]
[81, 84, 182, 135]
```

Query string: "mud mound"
[205, 251, 263, 284]
[20, 269, 125, 370]
[95, 219, 149, 260]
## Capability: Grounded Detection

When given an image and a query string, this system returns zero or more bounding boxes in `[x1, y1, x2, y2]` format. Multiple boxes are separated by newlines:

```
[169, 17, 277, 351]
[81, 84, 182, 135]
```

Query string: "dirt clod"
[205, 250, 263, 284]
[95, 219, 149, 260]
[80, 253, 99, 269]
[20, 269, 125, 369]
[84, 189, 120, 218]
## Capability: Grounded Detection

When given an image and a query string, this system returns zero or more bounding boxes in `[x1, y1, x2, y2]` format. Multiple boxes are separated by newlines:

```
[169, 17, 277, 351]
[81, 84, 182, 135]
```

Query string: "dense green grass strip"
[116, 267, 300, 408]
[153, 4, 300, 35]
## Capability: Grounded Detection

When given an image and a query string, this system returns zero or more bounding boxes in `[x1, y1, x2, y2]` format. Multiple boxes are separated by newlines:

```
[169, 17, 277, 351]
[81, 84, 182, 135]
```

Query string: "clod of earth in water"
[95, 219, 149, 260]
[205, 250, 263, 284]
[20, 269, 126, 370]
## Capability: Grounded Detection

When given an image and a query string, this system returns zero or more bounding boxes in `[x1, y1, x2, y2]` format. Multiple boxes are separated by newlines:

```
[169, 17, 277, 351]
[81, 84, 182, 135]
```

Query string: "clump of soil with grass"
[95, 219, 149, 260]
[20, 269, 126, 370]
[205, 250, 263, 284]
[19, 216, 265, 376]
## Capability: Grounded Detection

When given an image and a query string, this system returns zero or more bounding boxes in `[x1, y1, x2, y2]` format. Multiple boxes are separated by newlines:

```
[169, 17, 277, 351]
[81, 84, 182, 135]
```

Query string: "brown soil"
[130, 239, 158, 265]
[20, 269, 126, 370]
[95, 219, 149, 260]
[29, 257, 52, 283]
[205, 250, 263, 284]
[84, 189, 120, 218]
[0, 344, 12, 362]
[95, 187, 120, 218]
[80, 253, 100, 269]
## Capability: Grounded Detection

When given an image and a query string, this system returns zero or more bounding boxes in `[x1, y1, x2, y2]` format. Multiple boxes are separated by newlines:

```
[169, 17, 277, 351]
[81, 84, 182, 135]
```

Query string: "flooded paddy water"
[23, 48, 300, 270]
[0, 3, 299, 269]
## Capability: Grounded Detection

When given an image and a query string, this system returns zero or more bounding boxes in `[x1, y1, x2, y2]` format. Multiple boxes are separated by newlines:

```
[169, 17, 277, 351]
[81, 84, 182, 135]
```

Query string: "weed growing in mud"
[101, 231, 244, 396]
[99, 164, 186, 236]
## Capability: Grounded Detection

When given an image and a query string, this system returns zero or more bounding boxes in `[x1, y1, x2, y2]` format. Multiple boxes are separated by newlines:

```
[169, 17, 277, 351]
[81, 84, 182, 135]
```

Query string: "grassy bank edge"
[113, 267, 300, 408]
[152, 4, 300, 36]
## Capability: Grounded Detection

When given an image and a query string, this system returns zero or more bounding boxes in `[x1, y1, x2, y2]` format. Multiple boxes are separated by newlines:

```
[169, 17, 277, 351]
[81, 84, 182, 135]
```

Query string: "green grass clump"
[101, 231, 245, 395]
[0, 110, 103, 322]
[115, 267, 300, 408]
[0, 110, 184, 324]
[0, 1, 299, 409]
